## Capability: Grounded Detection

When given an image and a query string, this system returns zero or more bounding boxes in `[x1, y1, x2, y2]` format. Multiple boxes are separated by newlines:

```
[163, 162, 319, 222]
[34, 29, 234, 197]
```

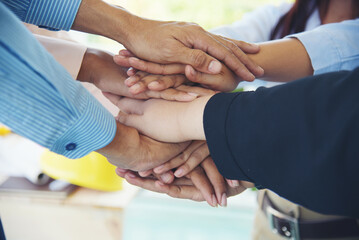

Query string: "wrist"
[72, 0, 138, 45]
[180, 95, 213, 140]
[77, 48, 104, 83]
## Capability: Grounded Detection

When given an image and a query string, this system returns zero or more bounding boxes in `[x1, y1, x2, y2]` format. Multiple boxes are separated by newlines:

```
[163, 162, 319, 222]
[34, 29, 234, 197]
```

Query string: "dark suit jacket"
[204, 67, 359, 218]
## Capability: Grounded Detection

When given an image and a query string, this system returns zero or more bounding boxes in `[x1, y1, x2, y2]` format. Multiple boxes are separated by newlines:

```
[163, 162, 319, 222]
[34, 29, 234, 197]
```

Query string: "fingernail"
[189, 66, 196, 76]
[126, 172, 137, 179]
[187, 92, 199, 97]
[119, 50, 127, 56]
[114, 55, 125, 59]
[125, 77, 134, 86]
[221, 193, 227, 207]
[148, 81, 160, 87]
[116, 168, 127, 173]
[212, 194, 218, 207]
[227, 180, 234, 188]
[232, 180, 240, 187]
[160, 173, 172, 183]
[174, 168, 184, 178]
[154, 165, 164, 173]
[157, 181, 165, 187]
[247, 73, 255, 82]
[208, 60, 221, 73]
[250, 43, 260, 48]
[257, 66, 264, 75]
[130, 84, 140, 92]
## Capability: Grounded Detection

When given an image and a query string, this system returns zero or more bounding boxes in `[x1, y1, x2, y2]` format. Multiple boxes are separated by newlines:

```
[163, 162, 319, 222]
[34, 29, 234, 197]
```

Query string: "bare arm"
[248, 38, 314, 82]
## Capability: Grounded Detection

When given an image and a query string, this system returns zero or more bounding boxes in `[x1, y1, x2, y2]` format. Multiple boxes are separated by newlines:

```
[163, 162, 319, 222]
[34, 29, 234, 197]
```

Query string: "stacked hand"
[75, 9, 258, 205]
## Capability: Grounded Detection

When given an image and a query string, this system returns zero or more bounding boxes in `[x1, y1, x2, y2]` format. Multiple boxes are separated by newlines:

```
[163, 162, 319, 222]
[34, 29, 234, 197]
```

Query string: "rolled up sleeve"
[288, 19, 359, 74]
[1, 0, 82, 30]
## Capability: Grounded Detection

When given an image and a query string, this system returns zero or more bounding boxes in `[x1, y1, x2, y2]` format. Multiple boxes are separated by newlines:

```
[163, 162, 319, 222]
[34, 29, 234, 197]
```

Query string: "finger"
[153, 141, 204, 174]
[125, 71, 149, 87]
[128, 57, 186, 75]
[189, 167, 218, 207]
[226, 179, 241, 188]
[159, 88, 198, 102]
[124, 172, 167, 193]
[178, 47, 223, 75]
[185, 65, 209, 84]
[174, 143, 209, 178]
[157, 171, 175, 184]
[113, 55, 132, 68]
[224, 38, 260, 54]
[155, 181, 205, 202]
[188, 34, 258, 81]
[138, 169, 153, 177]
[118, 49, 135, 57]
[115, 98, 145, 114]
[214, 36, 264, 79]
[127, 67, 137, 76]
[124, 173, 204, 201]
[115, 167, 131, 178]
[175, 85, 215, 97]
[102, 92, 123, 106]
[201, 157, 227, 207]
[147, 75, 187, 91]
[172, 178, 194, 186]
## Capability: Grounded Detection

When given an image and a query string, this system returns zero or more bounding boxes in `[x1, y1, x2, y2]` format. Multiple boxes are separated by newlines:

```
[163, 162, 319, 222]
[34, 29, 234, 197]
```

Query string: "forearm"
[0, 4, 116, 159]
[248, 38, 313, 82]
[204, 68, 359, 217]
[180, 96, 211, 141]
[72, 0, 138, 45]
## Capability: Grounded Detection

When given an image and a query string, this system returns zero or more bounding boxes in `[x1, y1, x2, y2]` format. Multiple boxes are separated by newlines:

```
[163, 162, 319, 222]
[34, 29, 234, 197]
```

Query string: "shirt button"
[66, 143, 77, 151]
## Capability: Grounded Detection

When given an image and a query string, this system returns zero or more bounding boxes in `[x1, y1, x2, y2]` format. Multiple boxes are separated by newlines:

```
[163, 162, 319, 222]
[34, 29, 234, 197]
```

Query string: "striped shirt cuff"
[51, 91, 117, 159]
[2, 0, 82, 31]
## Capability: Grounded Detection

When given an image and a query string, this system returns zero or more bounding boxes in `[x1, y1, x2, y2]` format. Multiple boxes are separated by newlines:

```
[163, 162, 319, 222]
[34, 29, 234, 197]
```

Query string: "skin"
[114, 38, 314, 91]
[72, 0, 263, 81]
[116, 158, 254, 206]
[77, 48, 215, 102]
[76, 48, 238, 205]
[76, 48, 193, 171]
[110, 95, 211, 143]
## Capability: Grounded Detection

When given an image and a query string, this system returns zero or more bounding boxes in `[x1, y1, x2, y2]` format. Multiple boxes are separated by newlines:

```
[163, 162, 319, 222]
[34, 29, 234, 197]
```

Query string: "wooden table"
[0, 175, 138, 240]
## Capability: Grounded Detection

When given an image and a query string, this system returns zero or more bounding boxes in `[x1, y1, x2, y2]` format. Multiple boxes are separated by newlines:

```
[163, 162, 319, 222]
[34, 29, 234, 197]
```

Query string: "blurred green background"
[71, 0, 291, 53]
[119, 0, 288, 29]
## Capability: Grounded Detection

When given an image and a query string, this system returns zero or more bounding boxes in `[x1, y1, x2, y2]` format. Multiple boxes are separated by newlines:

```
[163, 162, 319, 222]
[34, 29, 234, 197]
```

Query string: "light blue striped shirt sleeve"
[287, 19, 359, 75]
[1, 0, 81, 31]
[0, 3, 116, 158]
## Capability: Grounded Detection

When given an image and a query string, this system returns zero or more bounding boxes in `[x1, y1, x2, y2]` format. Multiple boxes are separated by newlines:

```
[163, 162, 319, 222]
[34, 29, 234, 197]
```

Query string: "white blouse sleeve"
[210, 2, 292, 43]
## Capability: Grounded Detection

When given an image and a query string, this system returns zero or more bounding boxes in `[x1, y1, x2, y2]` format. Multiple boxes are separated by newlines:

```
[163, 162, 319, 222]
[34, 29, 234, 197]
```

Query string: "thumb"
[184, 65, 208, 85]
[102, 92, 122, 106]
[180, 48, 222, 75]
[116, 111, 142, 131]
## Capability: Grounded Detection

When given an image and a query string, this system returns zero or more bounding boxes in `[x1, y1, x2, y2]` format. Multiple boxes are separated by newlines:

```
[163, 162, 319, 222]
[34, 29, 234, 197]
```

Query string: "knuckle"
[190, 152, 205, 163]
[189, 50, 208, 69]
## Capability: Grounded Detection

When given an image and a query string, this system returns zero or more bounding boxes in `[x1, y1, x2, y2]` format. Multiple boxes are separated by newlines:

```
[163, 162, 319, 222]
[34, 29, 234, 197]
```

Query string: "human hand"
[116, 157, 254, 207]
[96, 121, 190, 171]
[73, 0, 263, 81]
[76, 48, 208, 102]
[104, 94, 212, 142]
[115, 50, 241, 92]
[122, 70, 216, 97]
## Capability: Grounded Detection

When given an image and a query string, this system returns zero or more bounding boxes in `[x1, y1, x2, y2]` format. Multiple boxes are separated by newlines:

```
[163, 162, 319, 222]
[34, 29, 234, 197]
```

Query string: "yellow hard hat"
[41, 151, 123, 191]
[0, 125, 11, 136]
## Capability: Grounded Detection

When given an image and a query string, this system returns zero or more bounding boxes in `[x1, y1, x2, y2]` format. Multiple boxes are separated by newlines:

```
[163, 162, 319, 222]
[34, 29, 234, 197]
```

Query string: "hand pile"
[92, 38, 257, 207]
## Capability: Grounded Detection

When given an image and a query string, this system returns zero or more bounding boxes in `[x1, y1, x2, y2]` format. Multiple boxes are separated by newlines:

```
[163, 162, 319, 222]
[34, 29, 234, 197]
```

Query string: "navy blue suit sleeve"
[204, 68, 359, 218]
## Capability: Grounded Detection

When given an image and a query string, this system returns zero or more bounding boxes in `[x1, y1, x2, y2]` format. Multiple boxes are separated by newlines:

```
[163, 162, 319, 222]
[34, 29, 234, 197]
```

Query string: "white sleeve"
[288, 19, 359, 74]
[34, 34, 87, 80]
[210, 3, 292, 43]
